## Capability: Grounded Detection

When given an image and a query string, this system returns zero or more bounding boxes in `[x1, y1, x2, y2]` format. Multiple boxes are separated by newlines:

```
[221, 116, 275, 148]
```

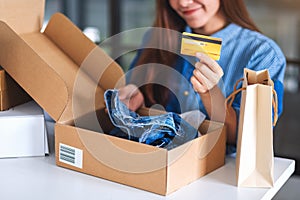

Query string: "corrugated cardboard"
[0, 68, 31, 111]
[0, 0, 226, 195]
[0, 101, 48, 158]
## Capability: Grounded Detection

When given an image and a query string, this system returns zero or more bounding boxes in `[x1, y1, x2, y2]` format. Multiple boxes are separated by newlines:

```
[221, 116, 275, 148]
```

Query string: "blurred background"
[44, 1, 300, 199]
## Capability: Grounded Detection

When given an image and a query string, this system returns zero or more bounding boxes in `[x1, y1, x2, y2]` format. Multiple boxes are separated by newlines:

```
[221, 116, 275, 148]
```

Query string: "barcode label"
[59, 143, 83, 169]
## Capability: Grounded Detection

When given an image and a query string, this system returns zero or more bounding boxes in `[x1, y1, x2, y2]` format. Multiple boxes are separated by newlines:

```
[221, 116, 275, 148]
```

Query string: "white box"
[0, 101, 48, 158]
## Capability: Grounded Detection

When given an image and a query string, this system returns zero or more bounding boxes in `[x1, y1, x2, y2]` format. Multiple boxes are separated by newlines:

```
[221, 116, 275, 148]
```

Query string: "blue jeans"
[104, 89, 198, 150]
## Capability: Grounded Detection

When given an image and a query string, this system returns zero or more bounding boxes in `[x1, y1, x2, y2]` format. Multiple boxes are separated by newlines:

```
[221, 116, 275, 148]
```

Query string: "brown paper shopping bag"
[226, 68, 278, 188]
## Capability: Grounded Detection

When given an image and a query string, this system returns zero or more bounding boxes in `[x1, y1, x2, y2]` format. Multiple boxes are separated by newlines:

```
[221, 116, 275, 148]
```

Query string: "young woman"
[119, 0, 286, 148]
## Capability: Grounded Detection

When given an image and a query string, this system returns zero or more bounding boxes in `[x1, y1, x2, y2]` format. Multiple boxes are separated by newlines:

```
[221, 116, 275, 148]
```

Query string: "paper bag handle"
[272, 89, 278, 126]
[225, 78, 278, 126]
[225, 78, 245, 108]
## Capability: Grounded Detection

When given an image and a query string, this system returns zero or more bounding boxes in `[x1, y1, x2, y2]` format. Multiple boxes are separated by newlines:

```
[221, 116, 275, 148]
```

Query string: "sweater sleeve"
[246, 38, 286, 118]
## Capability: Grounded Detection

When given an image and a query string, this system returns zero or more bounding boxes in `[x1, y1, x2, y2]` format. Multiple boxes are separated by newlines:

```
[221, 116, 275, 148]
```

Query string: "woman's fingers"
[195, 62, 220, 85]
[196, 52, 223, 77]
[127, 90, 145, 111]
[119, 84, 139, 100]
[118, 84, 144, 111]
[192, 52, 224, 93]
[191, 75, 207, 93]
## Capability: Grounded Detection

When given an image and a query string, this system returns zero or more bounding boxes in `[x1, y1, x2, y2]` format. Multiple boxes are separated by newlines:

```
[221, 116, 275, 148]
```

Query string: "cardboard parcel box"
[0, 0, 226, 195]
[0, 68, 31, 111]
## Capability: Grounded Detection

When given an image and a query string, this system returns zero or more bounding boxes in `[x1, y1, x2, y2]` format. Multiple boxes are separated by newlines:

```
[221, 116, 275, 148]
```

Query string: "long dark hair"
[131, 0, 259, 108]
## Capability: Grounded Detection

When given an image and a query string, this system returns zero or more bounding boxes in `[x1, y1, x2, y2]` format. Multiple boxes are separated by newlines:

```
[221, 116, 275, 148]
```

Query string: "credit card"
[180, 32, 222, 60]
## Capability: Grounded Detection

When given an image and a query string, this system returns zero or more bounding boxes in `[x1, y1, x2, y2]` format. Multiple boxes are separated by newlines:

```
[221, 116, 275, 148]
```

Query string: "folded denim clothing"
[104, 89, 198, 150]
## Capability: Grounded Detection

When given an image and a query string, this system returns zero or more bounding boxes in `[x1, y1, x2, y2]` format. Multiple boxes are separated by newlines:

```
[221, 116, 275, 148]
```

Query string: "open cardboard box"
[0, 0, 226, 195]
[0, 68, 31, 111]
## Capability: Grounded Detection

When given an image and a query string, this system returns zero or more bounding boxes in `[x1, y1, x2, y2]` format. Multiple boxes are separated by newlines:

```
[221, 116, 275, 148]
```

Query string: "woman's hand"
[191, 53, 237, 144]
[118, 84, 145, 111]
[191, 52, 224, 93]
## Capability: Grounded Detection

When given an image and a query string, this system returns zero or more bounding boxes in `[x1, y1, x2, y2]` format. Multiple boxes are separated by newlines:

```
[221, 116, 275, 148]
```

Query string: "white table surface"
[0, 153, 294, 200]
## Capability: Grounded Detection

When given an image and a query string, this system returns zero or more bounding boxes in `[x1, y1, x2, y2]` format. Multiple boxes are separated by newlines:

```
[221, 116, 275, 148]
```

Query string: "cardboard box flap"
[43, 13, 126, 91]
[0, 12, 125, 123]
[0, 0, 44, 34]
[44, 13, 96, 67]
[40, 13, 125, 122]
[19, 31, 103, 124]
[0, 20, 68, 121]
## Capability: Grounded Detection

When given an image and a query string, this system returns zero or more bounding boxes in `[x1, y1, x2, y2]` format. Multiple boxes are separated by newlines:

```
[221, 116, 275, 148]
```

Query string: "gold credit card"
[180, 32, 222, 60]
